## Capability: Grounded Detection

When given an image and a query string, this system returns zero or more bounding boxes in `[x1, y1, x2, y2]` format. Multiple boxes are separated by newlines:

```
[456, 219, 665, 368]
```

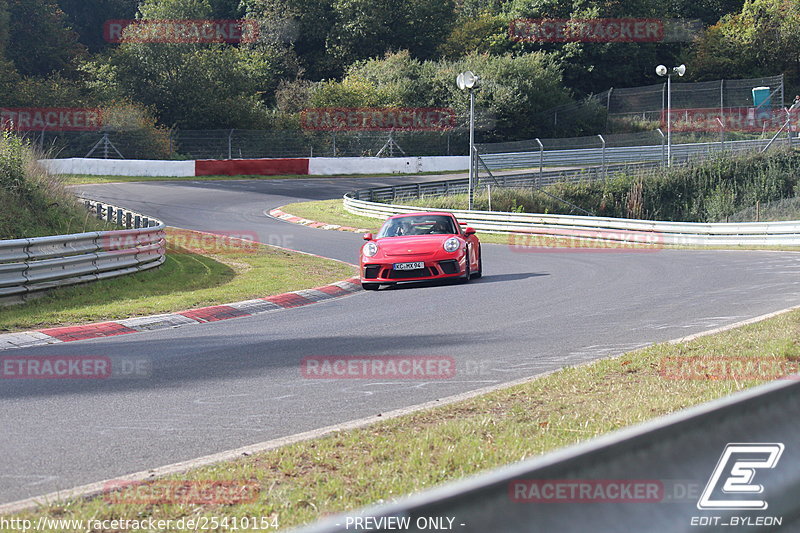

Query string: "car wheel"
[472, 248, 482, 279]
[361, 282, 380, 291]
[458, 253, 472, 283]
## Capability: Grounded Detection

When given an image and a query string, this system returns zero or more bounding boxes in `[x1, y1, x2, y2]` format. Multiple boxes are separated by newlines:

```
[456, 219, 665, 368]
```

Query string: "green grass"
[8, 308, 800, 532]
[0, 227, 356, 332]
[0, 134, 114, 238]
[279, 199, 383, 232]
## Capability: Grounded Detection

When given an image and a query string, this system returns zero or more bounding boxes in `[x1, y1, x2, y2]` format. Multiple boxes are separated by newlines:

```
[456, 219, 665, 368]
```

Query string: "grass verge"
[1, 133, 114, 239]
[6, 308, 800, 531]
[0, 227, 355, 333]
[278, 199, 382, 232]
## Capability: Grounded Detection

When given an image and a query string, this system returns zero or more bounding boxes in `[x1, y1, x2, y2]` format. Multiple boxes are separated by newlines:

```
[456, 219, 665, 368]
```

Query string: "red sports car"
[360, 212, 482, 290]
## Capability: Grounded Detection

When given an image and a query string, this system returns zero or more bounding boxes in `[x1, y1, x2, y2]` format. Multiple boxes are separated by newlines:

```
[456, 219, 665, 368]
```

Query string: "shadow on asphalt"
[380, 272, 549, 290]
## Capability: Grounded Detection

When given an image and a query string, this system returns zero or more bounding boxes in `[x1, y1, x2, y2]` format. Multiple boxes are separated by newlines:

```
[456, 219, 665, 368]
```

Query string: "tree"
[690, 0, 800, 91]
[308, 50, 572, 141]
[5, 0, 85, 76]
[241, 0, 335, 80]
[504, 0, 686, 94]
[439, 12, 515, 59]
[326, 0, 457, 71]
[58, 0, 140, 53]
[93, 0, 286, 128]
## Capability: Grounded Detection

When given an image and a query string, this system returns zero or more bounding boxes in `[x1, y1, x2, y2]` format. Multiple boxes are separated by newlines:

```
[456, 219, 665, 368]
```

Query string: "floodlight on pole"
[457, 71, 479, 209]
[656, 64, 686, 167]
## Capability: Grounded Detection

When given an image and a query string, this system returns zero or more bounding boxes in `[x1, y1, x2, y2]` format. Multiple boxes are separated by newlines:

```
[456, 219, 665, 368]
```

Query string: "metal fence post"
[598, 134, 606, 180]
[657, 128, 666, 166]
[228, 129, 234, 160]
[536, 138, 544, 187]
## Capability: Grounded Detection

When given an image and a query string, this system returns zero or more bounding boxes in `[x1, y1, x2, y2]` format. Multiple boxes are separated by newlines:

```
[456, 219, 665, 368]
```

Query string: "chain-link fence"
[18, 128, 472, 160]
[535, 74, 786, 135]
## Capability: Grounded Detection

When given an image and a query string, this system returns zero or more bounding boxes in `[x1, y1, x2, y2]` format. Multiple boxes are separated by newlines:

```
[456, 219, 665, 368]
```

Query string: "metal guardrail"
[477, 137, 791, 171]
[343, 196, 800, 246]
[0, 199, 166, 305]
[344, 136, 800, 246]
[297, 378, 800, 532]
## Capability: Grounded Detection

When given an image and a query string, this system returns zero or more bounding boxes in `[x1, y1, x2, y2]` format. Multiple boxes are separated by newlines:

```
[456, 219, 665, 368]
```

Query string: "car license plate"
[394, 261, 425, 271]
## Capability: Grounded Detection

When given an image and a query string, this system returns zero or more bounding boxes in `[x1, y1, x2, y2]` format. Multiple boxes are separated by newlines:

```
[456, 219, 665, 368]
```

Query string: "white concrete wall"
[39, 155, 469, 177]
[308, 156, 469, 175]
[40, 158, 196, 177]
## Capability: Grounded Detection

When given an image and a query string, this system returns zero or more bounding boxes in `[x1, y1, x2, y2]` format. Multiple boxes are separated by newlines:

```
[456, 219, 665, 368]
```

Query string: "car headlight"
[363, 241, 378, 257]
[443, 237, 460, 253]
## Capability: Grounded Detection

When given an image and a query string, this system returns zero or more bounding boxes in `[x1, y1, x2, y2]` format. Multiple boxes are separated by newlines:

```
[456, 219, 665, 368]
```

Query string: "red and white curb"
[0, 278, 362, 351]
[269, 207, 372, 234]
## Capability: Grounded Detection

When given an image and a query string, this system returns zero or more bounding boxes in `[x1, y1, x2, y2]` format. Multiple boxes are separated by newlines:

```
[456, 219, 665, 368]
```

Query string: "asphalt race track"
[2, 175, 800, 505]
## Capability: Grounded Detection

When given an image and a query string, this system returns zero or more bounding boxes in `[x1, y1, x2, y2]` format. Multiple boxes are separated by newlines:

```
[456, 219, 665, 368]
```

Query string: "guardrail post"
[134, 215, 141, 229]
[143, 217, 149, 227]
[116, 209, 123, 226]
[416, 183, 422, 198]
[536, 138, 544, 187]
[125, 212, 132, 229]
[96, 203, 103, 219]
[598, 134, 606, 180]
[107, 207, 114, 223]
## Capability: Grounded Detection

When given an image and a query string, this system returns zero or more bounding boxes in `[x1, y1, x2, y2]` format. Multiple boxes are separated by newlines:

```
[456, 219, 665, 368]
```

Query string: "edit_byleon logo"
[697, 443, 784, 510]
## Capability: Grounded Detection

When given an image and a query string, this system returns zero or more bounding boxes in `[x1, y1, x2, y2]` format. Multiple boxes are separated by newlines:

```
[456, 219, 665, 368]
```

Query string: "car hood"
[376, 235, 457, 256]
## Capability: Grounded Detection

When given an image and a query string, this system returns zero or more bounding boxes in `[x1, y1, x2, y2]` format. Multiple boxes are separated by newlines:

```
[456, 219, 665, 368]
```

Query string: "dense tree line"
[0, 0, 797, 141]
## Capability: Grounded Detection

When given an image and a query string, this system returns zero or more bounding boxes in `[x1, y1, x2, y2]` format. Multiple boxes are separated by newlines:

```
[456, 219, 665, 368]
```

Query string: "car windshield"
[377, 215, 456, 238]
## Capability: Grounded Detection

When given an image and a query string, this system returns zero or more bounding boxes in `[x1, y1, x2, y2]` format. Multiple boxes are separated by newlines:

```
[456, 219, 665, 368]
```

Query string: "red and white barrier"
[39, 156, 469, 177]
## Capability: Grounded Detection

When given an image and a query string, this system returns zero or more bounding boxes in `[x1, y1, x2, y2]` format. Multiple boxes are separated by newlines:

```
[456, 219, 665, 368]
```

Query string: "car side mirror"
[363, 232, 373, 241]
[464, 227, 476, 235]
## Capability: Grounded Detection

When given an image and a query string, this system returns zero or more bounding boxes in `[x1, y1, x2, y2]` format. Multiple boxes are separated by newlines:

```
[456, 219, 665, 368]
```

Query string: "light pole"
[457, 71, 479, 209]
[656, 64, 686, 167]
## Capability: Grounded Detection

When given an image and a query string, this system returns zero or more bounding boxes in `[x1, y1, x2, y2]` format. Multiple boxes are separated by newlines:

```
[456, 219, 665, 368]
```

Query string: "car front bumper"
[361, 258, 465, 284]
